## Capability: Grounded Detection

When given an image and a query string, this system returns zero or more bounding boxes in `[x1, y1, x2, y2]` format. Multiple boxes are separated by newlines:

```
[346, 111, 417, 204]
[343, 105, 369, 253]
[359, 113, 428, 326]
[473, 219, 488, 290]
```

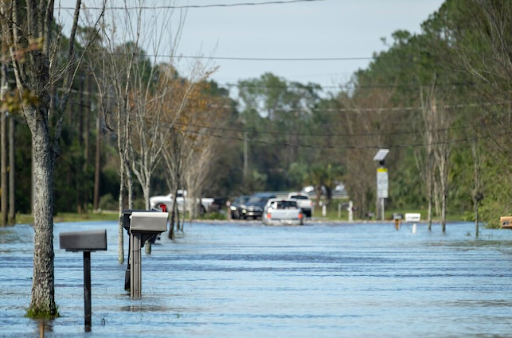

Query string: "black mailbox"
[59, 229, 108, 332]
[60, 230, 107, 252]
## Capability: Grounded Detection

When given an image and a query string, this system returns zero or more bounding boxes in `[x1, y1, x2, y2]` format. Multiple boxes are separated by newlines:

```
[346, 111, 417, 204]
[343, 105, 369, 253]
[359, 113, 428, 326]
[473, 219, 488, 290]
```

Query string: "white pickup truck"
[262, 199, 305, 225]
[288, 192, 313, 217]
[150, 190, 214, 214]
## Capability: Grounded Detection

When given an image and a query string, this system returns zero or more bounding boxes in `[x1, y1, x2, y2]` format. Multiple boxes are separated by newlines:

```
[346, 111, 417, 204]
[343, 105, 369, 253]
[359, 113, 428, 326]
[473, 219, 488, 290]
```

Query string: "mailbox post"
[122, 210, 168, 299]
[60, 229, 107, 331]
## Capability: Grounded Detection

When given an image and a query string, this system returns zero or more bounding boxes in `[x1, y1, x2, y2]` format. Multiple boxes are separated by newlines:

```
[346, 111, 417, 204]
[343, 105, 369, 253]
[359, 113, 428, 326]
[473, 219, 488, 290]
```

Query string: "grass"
[12, 211, 120, 225]
[12, 209, 228, 225]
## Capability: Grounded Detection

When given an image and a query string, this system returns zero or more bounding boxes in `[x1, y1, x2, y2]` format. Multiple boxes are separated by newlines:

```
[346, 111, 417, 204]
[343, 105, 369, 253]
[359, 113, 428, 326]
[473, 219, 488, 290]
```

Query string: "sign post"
[377, 167, 388, 220]
[373, 149, 389, 221]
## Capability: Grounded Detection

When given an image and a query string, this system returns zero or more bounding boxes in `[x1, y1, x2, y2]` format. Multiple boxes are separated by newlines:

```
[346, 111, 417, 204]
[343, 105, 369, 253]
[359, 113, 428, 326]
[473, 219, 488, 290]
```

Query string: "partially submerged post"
[393, 213, 403, 231]
[60, 229, 107, 331]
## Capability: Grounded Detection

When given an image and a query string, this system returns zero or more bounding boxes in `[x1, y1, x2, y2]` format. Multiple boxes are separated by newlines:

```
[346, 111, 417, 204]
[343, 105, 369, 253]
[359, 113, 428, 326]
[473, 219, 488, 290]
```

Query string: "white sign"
[377, 168, 388, 198]
[405, 213, 421, 222]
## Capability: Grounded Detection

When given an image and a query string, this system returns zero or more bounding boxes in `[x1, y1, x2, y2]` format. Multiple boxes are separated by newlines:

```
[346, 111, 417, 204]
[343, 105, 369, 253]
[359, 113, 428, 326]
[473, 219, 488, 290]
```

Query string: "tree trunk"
[168, 188, 178, 240]
[474, 197, 479, 238]
[117, 160, 125, 264]
[9, 116, 15, 224]
[427, 177, 433, 231]
[93, 108, 101, 211]
[441, 190, 447, 233]
[1, 111, 7, 226]
[28, 116, 57, 317]
[0, 64, 6, 226]
[85, 75, 91, 167]
[143, 180, 151, 254]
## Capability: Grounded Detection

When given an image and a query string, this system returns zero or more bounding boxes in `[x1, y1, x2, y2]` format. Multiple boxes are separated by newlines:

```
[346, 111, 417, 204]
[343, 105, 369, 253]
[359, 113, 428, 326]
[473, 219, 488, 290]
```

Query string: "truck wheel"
[199, 204, 206, 215]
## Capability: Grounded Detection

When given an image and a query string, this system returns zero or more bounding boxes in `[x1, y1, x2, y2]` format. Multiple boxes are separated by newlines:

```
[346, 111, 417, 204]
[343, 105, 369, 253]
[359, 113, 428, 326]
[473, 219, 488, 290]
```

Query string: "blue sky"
[59, 0, 445, 92]
[175, 0, 445, 90]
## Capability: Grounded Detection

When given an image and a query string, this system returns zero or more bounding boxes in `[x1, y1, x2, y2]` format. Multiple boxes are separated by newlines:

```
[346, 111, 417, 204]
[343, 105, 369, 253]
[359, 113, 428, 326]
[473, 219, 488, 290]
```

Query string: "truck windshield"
[290, 195, 308, 200]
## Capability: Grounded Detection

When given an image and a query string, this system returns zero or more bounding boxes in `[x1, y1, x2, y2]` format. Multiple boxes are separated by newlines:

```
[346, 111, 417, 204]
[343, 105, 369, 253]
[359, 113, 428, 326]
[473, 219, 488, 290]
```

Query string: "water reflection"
[1, 221, 512, 337]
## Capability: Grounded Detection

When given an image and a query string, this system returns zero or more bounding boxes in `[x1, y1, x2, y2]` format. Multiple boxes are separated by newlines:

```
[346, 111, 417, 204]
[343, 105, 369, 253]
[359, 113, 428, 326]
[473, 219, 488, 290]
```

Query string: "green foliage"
[99, 193, 117, 211]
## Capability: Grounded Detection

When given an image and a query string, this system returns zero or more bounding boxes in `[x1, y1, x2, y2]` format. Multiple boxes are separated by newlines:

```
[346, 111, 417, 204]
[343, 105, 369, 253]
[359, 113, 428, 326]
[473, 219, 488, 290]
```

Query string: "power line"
[116, 54, 374, 61]
[174, 125, 499, 150]
[57, 0, 323, 10]
[67, 97, 497, 139]
[227, 81, 478, 89]
[63, 87, 511, 114]
[169, 120, 494, 138]
[62, 99, 505, 149]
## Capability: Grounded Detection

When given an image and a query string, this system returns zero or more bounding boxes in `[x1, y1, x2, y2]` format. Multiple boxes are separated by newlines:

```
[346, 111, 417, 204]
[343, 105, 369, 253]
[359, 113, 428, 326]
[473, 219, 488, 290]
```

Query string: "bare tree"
[0, 0, 105, 317]
[88, 2, 145, 263]
[431, 99, 453, 233]
[417, 81, 437, 231]
[128, 7, 186, 210]
[1, 64, 7, 226]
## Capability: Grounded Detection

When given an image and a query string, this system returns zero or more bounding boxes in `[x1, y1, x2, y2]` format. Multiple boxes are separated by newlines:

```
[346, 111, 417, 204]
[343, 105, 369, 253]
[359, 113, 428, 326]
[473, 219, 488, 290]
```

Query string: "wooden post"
[83, 251, 92, 331]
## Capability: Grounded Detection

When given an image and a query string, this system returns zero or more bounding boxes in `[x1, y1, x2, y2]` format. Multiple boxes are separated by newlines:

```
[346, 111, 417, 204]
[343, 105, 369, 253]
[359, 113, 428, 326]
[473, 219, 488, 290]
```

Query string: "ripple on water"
[1, 221, 512, 337]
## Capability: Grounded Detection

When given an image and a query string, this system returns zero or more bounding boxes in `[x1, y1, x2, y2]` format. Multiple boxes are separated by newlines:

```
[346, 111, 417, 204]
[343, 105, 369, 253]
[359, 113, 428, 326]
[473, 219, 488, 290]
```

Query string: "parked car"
[239, 193, 276, 220]
[208, 197, 228, 213]
[229, 195, 251, 219]
[262, 198, 304, 226]
[149, 190, 214, 215]
[288, 192, 313, 217]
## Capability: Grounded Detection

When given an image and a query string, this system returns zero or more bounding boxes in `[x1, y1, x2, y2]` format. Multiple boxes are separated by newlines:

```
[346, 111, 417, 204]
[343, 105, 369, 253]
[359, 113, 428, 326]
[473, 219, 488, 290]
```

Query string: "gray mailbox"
[60, 230, 107, 252]
[60, 229, 107, 331]
[122, 210, 168, 299]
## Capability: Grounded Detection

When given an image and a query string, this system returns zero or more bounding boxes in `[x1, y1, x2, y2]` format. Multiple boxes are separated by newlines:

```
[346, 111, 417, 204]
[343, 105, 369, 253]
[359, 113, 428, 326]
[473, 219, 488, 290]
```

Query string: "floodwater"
[1, 220, 512, 337]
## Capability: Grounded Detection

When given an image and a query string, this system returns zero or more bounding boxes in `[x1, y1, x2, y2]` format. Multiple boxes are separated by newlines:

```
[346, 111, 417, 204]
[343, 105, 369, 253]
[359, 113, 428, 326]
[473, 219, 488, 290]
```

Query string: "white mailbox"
[130, 212, 168, 232]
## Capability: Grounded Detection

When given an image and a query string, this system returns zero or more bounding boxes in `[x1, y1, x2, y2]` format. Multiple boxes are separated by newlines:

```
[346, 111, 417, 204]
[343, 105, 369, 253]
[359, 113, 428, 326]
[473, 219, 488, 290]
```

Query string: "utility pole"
[243, 131, 248, 178]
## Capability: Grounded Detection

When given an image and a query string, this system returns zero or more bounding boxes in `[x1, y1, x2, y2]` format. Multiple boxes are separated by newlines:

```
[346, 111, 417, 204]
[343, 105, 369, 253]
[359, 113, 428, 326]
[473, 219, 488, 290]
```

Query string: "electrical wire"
[66, 99, 497, 140]
[168, 120, 493, 138]
[173, 125, 499, 150]
[62, 87, 511, 114]
[57, 0, 324, 10]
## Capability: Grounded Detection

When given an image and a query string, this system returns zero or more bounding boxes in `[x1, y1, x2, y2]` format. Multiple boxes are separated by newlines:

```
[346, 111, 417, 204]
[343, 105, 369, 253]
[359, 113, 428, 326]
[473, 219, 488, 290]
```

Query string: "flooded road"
[1, 221, 512, 337]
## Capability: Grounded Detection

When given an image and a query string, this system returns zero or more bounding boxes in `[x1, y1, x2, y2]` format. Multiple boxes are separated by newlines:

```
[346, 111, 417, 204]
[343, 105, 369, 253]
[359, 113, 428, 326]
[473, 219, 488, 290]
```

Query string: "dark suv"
[240, 193, 276, 220]
[229, 195, 251, 219]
